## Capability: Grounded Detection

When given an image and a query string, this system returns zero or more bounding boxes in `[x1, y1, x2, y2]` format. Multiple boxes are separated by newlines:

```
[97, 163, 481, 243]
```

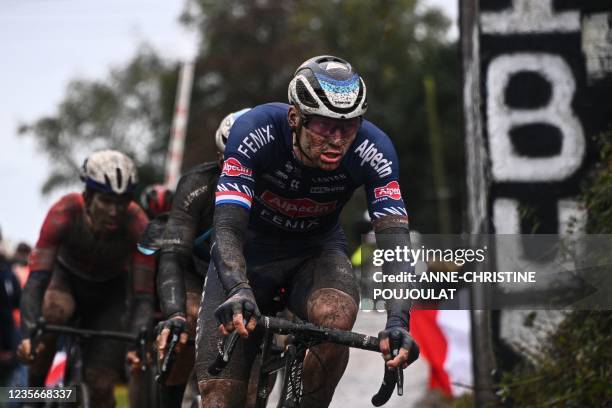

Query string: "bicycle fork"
[255, 331, 306, 408]
[277, 338, 305, 408]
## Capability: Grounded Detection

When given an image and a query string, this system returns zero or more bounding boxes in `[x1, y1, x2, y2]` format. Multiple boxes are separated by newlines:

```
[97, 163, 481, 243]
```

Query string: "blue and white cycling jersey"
[215, 103, 407, 236]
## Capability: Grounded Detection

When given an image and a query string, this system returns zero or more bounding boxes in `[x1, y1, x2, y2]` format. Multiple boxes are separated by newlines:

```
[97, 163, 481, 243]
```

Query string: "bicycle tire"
[77, 383, 90, 408]
[146, 364, 161, 408]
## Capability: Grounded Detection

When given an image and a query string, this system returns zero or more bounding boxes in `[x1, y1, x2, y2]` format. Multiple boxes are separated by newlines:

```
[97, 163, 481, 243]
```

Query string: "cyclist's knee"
[307, 288, 358, 331]
[42, 289, 74, 324]
[198, 379, 247, 407]
[186, 292, 201, 336]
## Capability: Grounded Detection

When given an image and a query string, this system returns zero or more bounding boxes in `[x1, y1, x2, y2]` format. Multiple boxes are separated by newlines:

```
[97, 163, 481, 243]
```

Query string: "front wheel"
[76, 383, 90, 408]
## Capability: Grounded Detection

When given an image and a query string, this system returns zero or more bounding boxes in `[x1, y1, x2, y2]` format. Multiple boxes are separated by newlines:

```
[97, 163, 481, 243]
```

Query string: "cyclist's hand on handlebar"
[378, 327, 415, 369]
[17, 339, 44, 364]
[155, 316, 188, 362]
[214, 287, 260, 339]
[125, 350, 143, 373]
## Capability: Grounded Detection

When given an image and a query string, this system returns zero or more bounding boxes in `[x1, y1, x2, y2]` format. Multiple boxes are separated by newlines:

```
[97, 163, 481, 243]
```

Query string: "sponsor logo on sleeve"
[374, 181, 402, 200]
[222, 158, 253, 178]
[353, 139, 393, 178]
[237, 124, 275, 159]
[261, 191, 337, 218]
[183, 185, 209, 209]
[215, 182, 254, 209]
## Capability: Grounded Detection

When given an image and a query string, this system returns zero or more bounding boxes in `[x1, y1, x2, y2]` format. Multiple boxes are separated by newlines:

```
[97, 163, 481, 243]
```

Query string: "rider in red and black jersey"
[18, 150, 155, 408]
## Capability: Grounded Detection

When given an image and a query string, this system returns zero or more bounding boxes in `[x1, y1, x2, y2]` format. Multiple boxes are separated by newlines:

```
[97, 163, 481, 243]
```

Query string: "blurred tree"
[19, 46, 178, 196]
[22, 0, 462, 235]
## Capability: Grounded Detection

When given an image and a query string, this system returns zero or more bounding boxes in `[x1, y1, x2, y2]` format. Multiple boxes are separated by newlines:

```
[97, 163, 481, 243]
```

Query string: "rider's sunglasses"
[302, 114, 362, 139]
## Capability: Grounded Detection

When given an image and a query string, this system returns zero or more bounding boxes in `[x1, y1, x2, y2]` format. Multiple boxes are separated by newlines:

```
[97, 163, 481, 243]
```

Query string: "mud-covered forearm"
[211, 205, 250, 295]
[156, 170, 214, 317]
[373, 215, 413, 329]
[130, 293, 154, 335]
[157, 252, 192, 318]
[130, 254, 156, 332]
[20, 270, 51, 337]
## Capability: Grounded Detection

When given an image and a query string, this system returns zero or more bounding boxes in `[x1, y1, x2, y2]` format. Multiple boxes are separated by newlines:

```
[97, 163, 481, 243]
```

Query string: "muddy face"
[291, 111, 361, 171]
[86, 192, 131, 234]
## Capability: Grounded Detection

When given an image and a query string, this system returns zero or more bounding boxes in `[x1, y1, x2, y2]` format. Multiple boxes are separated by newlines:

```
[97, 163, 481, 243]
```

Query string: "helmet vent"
[116, 168, 123, 190]
[296, 79, 319, 109]
[104, 174, 112, 189]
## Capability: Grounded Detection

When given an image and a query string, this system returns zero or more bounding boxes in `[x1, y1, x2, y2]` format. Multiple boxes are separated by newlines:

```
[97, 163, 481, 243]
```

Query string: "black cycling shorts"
[194, 225, 359, 383]
[45, 263, 129, 373]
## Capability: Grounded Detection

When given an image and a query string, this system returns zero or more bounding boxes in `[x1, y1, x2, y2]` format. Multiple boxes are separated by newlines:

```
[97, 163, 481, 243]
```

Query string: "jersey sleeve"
[162, 170, 213, 255]
[29, 194, 77, 271]
[215, 108, 272, 210]
[127, 204, 156, 294]
[360, 130, 408, 221]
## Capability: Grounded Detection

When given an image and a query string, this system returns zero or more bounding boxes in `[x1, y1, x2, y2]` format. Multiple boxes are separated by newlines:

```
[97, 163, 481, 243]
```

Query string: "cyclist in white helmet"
[153, 109, 251, 407]
[17, 150, 155, 408]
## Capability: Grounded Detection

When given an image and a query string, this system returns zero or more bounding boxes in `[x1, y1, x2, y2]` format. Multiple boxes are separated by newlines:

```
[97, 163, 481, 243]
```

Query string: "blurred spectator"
[11, 242, 31, 289]
[12, 242, 31, 266]
[0, 238, 23, 388]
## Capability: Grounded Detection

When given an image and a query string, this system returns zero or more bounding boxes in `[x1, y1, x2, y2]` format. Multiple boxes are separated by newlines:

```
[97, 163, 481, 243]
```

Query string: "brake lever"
[137, 326, 148, 372]
[390, 330, 404, 396]
[208, 311, 252, 375]
[371, 329, 410, 406]
[371, 365, 397, 407]
[156, 327, 180, 383]
[30, 317, 46, 360]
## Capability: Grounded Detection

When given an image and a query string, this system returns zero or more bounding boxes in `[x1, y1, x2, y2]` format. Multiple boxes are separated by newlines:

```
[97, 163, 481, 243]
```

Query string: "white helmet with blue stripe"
[288, 55, 367, 119]
[80, 150, 137, 195]
[215, 108, 251, 152]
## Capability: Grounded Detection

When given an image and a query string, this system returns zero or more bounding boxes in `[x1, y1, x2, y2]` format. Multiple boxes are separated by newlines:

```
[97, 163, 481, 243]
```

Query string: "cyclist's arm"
[157, 170, 215, 318]
[361, 131, 413, 330]
[131, 251, 156, 334]
[210, 110, 263, 296]
[210, 111, 266, 336]
[372, 215, 412, 329]
[20, 196, 72, 336]
[210, 204, 250, 293]
[129, 205, 157, 334]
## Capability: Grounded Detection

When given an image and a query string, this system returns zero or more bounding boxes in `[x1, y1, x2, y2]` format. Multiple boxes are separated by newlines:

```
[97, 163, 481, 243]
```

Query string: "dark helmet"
[288, 55, 367, 119]
[140, 184, 174, 218]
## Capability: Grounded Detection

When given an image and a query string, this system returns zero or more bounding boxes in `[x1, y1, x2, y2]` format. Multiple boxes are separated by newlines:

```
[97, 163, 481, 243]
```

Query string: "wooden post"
[460, 0, 497, 405]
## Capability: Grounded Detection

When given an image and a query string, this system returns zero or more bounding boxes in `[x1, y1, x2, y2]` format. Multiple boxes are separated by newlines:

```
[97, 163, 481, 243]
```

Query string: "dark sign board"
[474, 0, 612, 234]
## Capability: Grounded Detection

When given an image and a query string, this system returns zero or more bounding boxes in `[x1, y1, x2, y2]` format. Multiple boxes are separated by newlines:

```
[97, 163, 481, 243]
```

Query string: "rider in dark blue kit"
[215, 103, 404, 235]
[158, 55, 416, 407]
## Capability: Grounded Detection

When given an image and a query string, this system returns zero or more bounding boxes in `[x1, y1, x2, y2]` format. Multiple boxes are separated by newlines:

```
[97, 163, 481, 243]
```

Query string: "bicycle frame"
[208, 315, 417, 407]
[30, 318, 148, 407]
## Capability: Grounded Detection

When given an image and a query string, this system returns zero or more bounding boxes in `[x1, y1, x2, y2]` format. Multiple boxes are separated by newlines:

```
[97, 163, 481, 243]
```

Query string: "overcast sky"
[0, 0, 458, 247]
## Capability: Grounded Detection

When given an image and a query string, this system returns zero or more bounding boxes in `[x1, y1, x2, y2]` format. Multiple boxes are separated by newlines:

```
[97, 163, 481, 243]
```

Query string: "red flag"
[411, 310, 472, 397]
[45, 351, 66, 386]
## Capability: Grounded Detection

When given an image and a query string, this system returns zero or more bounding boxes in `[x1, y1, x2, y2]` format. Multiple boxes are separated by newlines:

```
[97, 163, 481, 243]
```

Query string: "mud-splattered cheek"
[307, 134, 327, 151]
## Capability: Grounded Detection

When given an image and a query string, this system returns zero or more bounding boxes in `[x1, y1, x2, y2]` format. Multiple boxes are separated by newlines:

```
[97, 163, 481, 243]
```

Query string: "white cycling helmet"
[80, 150, 137, 195]
[288, 55, 367, 120]
[215, 108, 251, 152]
